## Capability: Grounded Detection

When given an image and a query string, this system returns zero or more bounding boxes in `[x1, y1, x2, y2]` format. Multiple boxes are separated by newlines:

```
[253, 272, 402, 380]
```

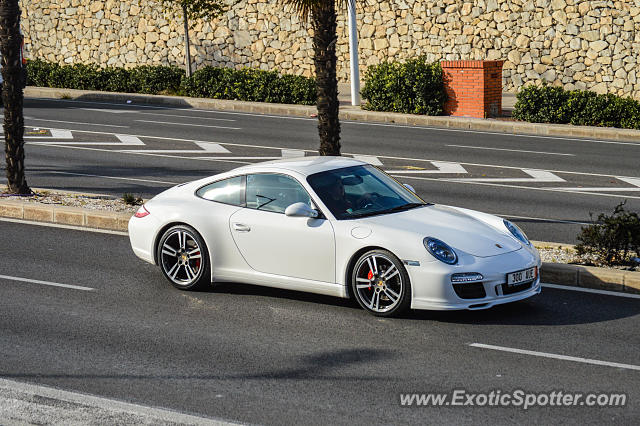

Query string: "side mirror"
[285, 202, 319, 218]
[403, 183, 416, 193]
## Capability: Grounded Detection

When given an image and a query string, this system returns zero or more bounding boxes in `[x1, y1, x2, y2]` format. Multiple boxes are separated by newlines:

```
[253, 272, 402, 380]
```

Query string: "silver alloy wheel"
[354, 253, 403, 313]
[160, 229, 204, 286]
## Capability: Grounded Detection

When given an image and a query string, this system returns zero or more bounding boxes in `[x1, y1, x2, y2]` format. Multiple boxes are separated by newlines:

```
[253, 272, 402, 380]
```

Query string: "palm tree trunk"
[0, 0, 30, 194]
[311, 0, 340, 156]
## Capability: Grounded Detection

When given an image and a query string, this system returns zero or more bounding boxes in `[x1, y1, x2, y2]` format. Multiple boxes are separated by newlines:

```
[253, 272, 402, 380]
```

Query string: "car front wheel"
[351, 249, 411, 317]
[157, 225, 210, 290]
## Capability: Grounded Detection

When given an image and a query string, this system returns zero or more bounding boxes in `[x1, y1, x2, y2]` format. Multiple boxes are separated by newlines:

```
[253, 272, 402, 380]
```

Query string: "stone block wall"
[21, 0, 640, 98]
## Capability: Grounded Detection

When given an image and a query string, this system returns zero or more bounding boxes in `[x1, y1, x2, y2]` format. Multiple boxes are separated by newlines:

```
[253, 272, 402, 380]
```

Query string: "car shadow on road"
[205, 283, 640, 326]
[405, 288, 640, 326]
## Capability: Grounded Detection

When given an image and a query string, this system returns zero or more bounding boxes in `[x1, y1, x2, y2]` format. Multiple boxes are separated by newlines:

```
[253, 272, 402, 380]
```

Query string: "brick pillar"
[441, 60, 504, 118]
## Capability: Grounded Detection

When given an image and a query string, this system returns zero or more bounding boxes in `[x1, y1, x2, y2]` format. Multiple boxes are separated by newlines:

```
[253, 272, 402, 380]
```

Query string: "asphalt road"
[0, 221, 639, 424]
[2, 97, 640, 243]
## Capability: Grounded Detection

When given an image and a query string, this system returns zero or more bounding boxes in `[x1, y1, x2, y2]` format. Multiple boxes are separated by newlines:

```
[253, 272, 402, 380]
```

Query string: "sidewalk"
[25, 86, 640, 142]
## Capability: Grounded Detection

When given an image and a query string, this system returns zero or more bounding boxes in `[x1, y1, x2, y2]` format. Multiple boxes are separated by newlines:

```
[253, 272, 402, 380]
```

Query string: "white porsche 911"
[129, 157, 541, 316]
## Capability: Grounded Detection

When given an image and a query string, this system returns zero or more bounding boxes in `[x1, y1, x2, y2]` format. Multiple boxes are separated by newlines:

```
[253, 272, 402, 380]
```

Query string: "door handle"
[232, 223, 251, 232]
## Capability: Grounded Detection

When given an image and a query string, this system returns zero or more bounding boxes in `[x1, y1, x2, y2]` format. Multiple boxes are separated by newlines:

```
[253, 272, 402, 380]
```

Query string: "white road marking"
[0, 274, 94, 291]
[0, 217, 128, 235]
[393, 174, 640, 200]
[549, 187, 640, 192]
[135, 119, 241, 130]
[386, 161, 467, 174]
[194, 156, 281, 160]
[116, 134, 145, 145]
[122, 142, 231, 154]
[47, 171, 179, 185]
[542, 283, 640, 299]
[25, 118, 129, 128]
[469, 343, 640, 371]
[81, 108, 237, 122]
[50, 129, 73, 139]
[0, 378, 236, 425]
[29, 97, 640, 146]
[454, 169, 565, 183]
[447, 144, 575, 156]
[352, 155, 383, 166]
[497, 214, 589, 225]
[281, 149, 305, 158]
[619, 177, 640, 187]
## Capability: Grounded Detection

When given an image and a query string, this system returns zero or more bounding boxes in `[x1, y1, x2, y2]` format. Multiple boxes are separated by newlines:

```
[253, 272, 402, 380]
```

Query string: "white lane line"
[0, 274, 94, 291]
[81, 108, 237, 122]
[194, 156, 281, 160]
[549, 187, 640, 192]
[392, 174, 640, 200]
[447, 144, 575, 156]
[387, 161, 467, 174]
[454, 169, 565, 183]
[353, 155, 383, 166]
[28, 97, 640, 146]
[0, 378, 236, 425]
[25, 118, 129, 128]
[135, 119, 241, 130]
[281, 149, 305, 158]
[122, 142, 231, 154]
[116, 134, 145, 145]
[497, 214, 589, 225]
[542, 283, 640, 299]
[0, 217, 128, 235]
[469, 343, 640, 371]
[47, 171, 179, 185]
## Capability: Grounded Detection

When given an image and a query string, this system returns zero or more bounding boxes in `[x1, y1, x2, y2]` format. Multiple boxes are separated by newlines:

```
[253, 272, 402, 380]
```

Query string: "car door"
[229, 173, 336, 283]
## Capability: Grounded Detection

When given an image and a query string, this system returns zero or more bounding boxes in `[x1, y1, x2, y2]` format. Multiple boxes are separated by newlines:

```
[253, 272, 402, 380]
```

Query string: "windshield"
[307, 165, 427, 220]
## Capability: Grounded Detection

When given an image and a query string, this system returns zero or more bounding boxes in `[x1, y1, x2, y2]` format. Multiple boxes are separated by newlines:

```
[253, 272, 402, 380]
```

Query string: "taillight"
[134, 205, 150, 218]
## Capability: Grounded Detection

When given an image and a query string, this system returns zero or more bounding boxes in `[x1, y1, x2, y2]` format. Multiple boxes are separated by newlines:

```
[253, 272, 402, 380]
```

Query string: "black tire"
[156, 225, 211, 290]
[351, 249, 411, 317]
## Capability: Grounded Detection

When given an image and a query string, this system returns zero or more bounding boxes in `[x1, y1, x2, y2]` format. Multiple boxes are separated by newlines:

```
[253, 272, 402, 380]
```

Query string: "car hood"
[358, 204, 522, 257]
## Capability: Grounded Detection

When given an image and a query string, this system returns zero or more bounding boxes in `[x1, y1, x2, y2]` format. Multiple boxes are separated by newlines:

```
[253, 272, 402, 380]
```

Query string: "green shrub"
[576, 202, 640, 266]
[361, 57, 446, 115]
[513, 84, 640, 130]
[26, 60, 316, 105]
[181, 66, 316, 105]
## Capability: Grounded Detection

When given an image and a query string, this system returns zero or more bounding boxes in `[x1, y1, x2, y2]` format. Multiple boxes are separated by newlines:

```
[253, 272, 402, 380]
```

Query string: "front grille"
[453, 282, 486, 299]
[502, 280, 534, 295]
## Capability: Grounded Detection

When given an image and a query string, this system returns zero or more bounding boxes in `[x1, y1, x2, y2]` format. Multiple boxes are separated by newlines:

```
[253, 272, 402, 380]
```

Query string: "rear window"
[196, 176, 244, 206]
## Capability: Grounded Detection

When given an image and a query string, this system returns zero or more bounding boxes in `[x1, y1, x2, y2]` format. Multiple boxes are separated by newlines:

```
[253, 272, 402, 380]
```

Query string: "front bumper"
[409, 247, 542, 311]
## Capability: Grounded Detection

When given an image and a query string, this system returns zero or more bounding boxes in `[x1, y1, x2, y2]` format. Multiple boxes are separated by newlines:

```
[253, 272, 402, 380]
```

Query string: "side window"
[196, 176, 244, 206]
[246, 174, 312, 214]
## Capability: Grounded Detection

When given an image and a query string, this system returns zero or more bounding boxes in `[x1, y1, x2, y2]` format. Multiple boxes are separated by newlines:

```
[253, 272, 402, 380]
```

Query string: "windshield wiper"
[385, 202, 425, 213]
[350, 203, 425, 219]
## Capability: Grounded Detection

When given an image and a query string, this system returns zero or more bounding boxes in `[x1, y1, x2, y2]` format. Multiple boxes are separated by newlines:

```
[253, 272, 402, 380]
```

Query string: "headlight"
[424, 237, 458, 265]
[503, 219, 530, 246]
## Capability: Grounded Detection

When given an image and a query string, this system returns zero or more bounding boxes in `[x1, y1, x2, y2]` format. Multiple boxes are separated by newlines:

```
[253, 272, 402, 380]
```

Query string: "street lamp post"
[347, 0, 360, 106]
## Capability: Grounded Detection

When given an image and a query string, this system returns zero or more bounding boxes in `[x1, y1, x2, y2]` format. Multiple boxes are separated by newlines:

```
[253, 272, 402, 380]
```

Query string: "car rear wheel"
[351, 249, 411, 317]
[157, 225, 210, 290]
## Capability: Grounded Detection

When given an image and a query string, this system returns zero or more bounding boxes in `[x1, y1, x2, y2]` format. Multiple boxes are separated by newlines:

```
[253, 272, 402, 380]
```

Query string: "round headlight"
[424, 237, 458, 265]
[503, 219, 530, 246]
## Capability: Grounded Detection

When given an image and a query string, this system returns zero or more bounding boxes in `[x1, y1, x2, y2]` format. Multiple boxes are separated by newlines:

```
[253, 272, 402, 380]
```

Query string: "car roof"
[233, 156, 367, 177]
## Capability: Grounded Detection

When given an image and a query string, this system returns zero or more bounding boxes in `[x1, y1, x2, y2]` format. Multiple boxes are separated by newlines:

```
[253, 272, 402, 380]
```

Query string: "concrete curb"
[0, 198, 131, 232]
[25, 86, 640, 142]
[2, 195, 638, 296]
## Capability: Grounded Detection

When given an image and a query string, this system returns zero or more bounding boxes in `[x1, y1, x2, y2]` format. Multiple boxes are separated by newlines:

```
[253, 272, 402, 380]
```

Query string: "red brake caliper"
[367, 270, 373, 290]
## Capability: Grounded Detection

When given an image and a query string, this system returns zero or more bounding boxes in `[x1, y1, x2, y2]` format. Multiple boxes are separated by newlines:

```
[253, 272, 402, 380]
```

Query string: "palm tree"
[0, 0, 30, 194]
[281, 0, 342, 156]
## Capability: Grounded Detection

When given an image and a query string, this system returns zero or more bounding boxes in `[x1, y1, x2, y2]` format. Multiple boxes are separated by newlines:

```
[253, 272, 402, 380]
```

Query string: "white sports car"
[129, 157, 541, 316]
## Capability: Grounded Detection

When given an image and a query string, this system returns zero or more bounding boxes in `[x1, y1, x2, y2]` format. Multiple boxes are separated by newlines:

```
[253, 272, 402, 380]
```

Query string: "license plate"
[507, 267, 537, 286]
